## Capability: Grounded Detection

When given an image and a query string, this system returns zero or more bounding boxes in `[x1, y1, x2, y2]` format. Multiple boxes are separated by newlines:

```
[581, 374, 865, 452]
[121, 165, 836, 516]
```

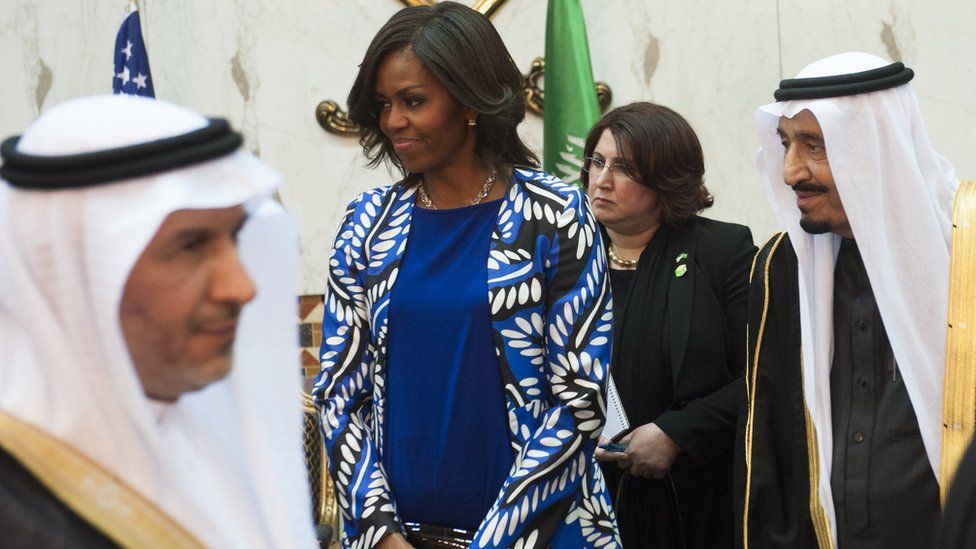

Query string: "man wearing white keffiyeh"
[737, 52, 959, 548]
[0, 95, 316, 548]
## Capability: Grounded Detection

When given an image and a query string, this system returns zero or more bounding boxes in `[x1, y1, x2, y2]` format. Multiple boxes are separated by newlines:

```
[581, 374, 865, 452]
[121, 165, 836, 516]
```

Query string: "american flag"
[113, 9, 155, 97]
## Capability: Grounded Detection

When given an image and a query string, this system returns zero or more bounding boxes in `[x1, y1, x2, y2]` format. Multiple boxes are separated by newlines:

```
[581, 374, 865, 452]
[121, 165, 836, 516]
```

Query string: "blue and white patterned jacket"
[313, 168, 620, 548]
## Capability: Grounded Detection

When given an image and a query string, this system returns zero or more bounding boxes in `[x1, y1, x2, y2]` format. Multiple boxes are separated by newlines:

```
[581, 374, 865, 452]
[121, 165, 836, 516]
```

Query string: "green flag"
[544, 0, 600, 186]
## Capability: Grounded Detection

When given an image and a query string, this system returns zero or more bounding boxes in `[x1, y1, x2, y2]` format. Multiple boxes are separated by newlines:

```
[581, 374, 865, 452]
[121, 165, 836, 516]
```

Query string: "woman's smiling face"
[374, 46, 477, 177]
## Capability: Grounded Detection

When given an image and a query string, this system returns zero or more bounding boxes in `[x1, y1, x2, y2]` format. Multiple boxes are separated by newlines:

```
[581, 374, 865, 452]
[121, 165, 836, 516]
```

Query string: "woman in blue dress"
[312, 3, 619, 548]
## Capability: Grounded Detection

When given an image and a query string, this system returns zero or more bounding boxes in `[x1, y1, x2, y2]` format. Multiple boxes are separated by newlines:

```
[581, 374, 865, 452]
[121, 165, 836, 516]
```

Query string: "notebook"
[603, 373, 630, 441]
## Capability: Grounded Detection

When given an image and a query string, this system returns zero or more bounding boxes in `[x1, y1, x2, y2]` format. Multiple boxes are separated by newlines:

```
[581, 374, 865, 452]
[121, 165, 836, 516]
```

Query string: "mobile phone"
[599, 442, 628, 453]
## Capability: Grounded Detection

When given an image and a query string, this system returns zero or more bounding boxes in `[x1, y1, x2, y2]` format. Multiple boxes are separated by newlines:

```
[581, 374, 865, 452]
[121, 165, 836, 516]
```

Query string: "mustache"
[191, 306, 243, 330]
[792, 182, 829, 193]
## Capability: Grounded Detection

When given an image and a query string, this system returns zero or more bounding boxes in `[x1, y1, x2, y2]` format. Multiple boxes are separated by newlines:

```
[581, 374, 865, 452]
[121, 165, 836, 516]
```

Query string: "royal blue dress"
[384, 199, 513, 530]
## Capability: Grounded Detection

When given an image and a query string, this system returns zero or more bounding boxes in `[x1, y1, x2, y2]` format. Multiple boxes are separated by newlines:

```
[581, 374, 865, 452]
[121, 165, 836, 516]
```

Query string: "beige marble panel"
[588, 0, 784, 246]
[0, 2, 123, 129]
[777, 0, 976, 181]
[2, 0, 973, 293]
[0, 3, 42, 132]
[235, 2, 403, 292]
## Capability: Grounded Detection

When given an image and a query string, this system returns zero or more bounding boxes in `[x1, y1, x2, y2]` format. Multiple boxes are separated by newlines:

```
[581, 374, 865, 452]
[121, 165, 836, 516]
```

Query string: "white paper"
[603, 373, 630, 440]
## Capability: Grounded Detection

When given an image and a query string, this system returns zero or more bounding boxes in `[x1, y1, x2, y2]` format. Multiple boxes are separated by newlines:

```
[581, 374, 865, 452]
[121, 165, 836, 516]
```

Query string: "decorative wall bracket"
[315, 100, 359, 138]
[524, 56, 612, 116]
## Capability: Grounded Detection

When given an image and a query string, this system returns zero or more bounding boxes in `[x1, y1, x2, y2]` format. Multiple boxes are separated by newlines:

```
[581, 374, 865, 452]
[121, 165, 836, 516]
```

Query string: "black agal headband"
[0, 118, 242, 190]
[774, 61, 914, 101]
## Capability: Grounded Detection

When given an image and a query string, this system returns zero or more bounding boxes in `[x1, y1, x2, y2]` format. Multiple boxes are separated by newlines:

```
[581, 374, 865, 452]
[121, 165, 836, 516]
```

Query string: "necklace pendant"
[418, 165, 498, 209]
[418, 184, 437, 210]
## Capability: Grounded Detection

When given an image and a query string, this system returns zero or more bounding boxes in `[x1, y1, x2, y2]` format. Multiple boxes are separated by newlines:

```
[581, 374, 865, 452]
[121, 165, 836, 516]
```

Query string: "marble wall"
[2, 0, 974, 294]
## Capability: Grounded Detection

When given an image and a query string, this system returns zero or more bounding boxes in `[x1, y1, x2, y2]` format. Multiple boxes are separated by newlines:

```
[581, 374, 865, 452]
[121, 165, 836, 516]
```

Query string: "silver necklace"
[418, 166, 497, 210]
[607, 244, 639, 268]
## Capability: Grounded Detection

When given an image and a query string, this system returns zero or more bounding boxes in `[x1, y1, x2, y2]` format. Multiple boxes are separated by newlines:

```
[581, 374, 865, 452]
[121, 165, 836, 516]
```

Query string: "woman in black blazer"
[587, 102, 756, 548]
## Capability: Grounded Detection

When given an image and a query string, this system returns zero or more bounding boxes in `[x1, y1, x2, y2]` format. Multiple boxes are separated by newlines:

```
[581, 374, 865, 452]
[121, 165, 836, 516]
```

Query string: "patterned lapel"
[364, 183, 415, 348]
[487, 172, 533, 407]
[485, 169, 583, 412]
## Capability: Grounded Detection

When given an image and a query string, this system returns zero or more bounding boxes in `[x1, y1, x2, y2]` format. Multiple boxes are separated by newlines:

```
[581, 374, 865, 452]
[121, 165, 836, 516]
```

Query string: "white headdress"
[0, 95, 315, 548]
[755, 52, 958, 543]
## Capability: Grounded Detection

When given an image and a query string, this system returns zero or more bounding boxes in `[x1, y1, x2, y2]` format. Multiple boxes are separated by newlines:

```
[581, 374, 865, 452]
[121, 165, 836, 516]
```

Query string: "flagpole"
[132, 0, 147, 61]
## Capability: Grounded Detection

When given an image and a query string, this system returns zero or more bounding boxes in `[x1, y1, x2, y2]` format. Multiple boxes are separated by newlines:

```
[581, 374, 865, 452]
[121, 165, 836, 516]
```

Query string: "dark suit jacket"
[611, 215, 756, 549]
[653, 216, 755, 463]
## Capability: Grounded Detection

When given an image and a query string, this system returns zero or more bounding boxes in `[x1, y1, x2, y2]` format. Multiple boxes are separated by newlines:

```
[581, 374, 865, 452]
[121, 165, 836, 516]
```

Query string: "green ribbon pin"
[675, 252, 688, 277]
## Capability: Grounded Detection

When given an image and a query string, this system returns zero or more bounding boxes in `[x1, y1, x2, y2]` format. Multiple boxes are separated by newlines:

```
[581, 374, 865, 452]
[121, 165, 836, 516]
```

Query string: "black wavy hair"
[346, 1, 538, 175]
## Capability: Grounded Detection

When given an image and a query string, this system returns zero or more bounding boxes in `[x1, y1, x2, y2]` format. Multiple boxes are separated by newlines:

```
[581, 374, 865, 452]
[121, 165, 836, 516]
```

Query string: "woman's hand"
[619, 423, 681, 479]
[376, 532, 413, 549]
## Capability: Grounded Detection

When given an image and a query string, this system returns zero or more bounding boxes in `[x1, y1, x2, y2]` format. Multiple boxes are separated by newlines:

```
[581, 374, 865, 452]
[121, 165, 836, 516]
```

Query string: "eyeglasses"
[582, 156, 638, 183]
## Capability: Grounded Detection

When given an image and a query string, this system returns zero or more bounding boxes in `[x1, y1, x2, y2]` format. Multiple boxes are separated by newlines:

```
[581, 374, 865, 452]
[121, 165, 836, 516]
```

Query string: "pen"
[610, 427, 635, 444]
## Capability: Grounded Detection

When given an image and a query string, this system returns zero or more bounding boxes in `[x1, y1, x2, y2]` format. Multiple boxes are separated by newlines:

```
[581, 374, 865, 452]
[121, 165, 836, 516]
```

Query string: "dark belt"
[403, 522, 476, 549]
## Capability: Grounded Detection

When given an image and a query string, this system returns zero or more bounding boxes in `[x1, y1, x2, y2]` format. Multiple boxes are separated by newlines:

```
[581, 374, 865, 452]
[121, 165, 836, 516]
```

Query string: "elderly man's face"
[777, 110, 852, 239]
[120, 205, 256, 401]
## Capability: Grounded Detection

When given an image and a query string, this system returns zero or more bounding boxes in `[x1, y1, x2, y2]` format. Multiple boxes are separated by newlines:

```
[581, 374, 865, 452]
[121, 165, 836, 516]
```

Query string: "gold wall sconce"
[315, 100, 359, 138]
[523, 57, 612, 116]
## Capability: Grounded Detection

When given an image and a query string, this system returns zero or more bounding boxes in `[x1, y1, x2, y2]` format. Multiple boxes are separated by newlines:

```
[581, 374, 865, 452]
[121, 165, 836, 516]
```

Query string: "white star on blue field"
[113, 11, 155, 98]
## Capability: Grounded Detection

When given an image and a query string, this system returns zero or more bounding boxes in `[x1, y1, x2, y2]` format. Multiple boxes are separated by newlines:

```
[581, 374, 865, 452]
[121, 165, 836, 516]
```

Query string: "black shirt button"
[855, 320, 867, 331]
[858, 377, 868, 388]
[853, 432, 865, 443]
